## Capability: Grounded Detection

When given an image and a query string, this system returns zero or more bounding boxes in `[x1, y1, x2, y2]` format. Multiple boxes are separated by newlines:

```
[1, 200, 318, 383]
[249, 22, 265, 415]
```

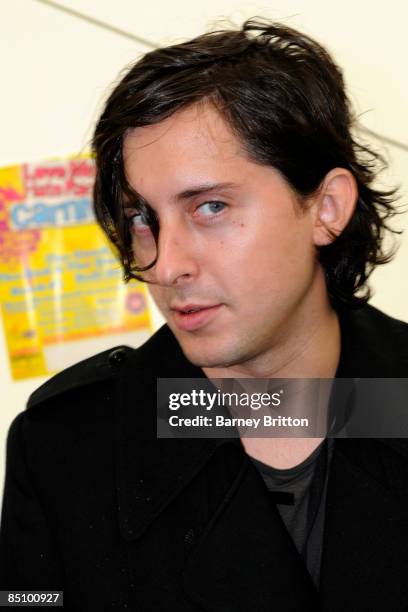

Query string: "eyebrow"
[173, 181, 240, 202]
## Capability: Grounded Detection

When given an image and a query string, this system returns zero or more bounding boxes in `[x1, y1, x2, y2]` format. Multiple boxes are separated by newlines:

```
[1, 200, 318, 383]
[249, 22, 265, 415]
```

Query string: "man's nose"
[151, 220, 199, 287]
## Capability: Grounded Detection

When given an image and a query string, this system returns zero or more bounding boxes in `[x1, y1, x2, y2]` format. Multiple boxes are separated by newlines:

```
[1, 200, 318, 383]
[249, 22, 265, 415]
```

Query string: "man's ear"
[312, 168, 358, 246]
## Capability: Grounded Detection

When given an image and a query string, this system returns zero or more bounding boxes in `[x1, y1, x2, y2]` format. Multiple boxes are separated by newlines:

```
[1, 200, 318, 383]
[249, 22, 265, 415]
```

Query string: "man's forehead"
[122, 102, 244, 164]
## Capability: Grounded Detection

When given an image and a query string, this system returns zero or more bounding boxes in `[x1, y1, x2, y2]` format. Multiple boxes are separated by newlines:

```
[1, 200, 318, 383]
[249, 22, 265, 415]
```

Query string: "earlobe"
[313, 168, 358, 247]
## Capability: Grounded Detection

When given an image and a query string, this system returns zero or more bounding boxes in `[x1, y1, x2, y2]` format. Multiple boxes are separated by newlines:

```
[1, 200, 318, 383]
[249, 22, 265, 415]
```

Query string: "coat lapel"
[181, 446, 319, 611]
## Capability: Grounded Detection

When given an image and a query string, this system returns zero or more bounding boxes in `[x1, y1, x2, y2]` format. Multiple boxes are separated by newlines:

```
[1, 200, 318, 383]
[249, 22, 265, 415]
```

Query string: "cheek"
[224, 215, 315, 298]
[259, 207, 315, 269]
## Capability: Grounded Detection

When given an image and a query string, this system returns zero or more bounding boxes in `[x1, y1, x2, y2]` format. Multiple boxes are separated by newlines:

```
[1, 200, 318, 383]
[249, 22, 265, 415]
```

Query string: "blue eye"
[129, 212, 149, 229]
[198, 201, 226, 217]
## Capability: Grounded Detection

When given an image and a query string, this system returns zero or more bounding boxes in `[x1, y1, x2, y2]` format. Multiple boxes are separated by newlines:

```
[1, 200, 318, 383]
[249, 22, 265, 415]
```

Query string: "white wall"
[0, 0, 407, 500]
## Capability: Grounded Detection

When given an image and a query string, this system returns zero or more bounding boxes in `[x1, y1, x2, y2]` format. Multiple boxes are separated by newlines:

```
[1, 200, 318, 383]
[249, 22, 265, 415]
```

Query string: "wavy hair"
[92, 18, 400, 307]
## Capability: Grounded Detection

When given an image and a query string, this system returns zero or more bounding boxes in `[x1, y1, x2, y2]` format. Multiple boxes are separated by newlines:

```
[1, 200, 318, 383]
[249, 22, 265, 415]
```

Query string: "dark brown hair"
[92, 18, 399, 307]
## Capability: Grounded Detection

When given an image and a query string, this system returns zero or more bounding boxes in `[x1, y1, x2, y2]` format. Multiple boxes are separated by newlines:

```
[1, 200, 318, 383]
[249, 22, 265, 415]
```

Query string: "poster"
[0, 155, 152, 380]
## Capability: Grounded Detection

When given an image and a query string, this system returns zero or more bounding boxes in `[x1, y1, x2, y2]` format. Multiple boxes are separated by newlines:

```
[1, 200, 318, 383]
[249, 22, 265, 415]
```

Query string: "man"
[1, 18, 408, 611]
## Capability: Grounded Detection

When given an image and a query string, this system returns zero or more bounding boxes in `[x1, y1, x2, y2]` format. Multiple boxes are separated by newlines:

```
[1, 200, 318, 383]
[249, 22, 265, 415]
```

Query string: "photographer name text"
[168, 415, 309, 428]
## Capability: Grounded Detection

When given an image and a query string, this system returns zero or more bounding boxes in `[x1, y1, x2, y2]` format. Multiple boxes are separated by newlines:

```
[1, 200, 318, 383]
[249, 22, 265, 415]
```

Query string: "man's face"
[123, 103, 321, 371]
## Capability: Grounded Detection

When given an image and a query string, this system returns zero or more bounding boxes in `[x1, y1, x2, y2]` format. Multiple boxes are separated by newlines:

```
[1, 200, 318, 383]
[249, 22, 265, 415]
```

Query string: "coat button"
[108, 347, 127, 366]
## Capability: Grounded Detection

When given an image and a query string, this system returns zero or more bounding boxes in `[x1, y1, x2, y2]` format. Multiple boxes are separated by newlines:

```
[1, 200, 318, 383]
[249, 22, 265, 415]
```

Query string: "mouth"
[171, 304, 222, 332]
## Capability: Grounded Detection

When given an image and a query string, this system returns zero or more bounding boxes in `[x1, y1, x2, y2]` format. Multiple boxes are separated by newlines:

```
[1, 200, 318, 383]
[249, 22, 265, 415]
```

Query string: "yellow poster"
[0, 155, 152, 380]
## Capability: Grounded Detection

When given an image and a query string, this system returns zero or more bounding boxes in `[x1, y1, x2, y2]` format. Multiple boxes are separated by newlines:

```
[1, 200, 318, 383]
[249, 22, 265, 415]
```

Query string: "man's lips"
[170, 303, 219, 313]
[170, 304, 222, 332]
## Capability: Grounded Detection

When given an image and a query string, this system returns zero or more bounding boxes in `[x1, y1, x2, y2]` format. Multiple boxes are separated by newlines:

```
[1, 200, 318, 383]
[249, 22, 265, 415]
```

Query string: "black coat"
[1, 304, 408, 611]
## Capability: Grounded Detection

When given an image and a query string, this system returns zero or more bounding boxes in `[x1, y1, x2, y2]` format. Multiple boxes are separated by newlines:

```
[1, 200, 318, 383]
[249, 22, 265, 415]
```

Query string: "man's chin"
[169, 325, 241, 369]
[177, 341, 238, 370]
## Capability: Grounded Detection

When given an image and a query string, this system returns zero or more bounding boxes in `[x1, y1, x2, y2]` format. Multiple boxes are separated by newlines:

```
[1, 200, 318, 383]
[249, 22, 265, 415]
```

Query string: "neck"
[202, 272, 341, 469]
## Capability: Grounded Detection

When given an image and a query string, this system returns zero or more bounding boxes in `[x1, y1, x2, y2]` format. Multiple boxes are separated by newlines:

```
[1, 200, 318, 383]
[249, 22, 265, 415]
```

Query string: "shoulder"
[7, 324, 188, 463]
[349, 303, 408, 336]
[348, 303, 408, 351]
[26, 324, 178, 412]
[5, 326, 173, 457]
[26, 344, 134, 410]
[337, 303, 408, 376]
